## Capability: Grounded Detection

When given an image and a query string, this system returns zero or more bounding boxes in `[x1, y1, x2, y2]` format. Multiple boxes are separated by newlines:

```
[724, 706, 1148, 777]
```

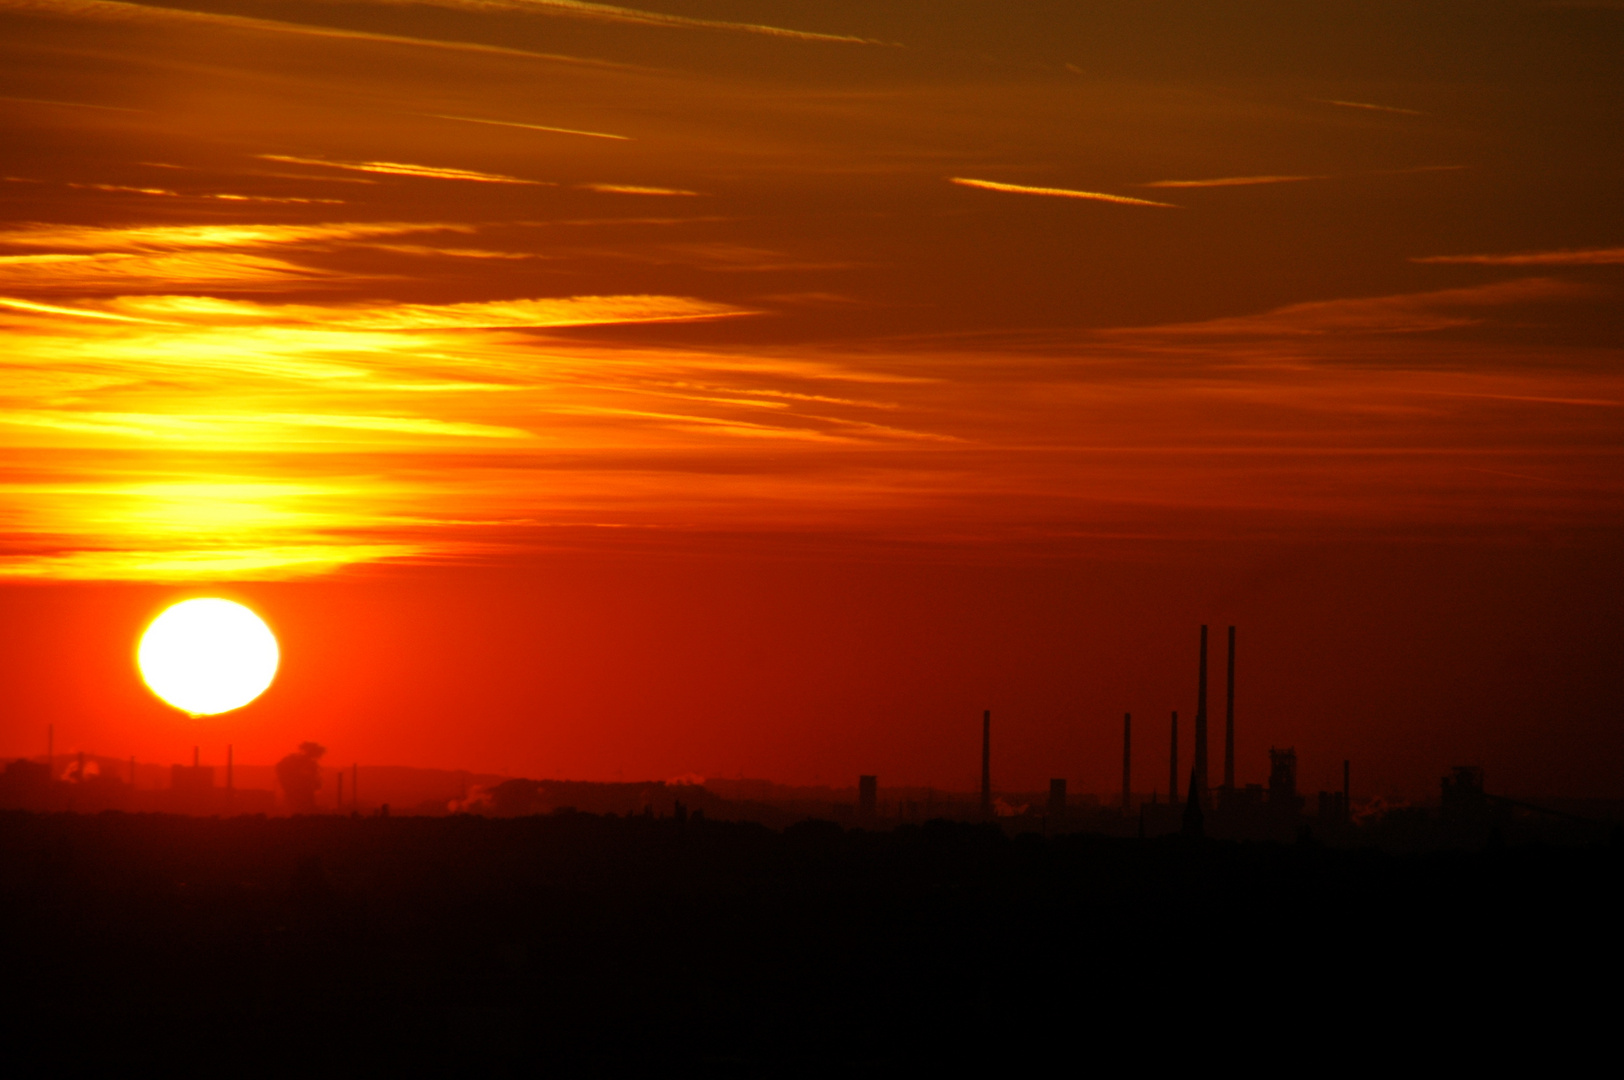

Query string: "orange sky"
[2, 1, 1622, 798]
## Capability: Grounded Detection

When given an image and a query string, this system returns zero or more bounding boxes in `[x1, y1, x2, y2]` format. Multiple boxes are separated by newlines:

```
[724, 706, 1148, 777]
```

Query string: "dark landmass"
[2, 808, 1617, 1068]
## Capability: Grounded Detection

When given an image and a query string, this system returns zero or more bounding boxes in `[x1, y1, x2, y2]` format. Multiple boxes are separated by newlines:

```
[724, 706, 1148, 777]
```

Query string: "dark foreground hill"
[1, 809, 1618, 1070]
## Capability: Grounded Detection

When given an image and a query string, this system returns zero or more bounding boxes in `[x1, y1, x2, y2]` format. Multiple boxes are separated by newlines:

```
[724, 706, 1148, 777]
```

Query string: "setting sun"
[137, 599, 280, 717]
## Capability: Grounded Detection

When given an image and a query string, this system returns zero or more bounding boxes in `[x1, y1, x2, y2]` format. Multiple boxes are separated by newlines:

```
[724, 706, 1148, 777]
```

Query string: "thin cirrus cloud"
[258, 155, 547, 185]
[0, 0, 618, 67]
[0, 222, 481, 293]
[93, 294, 751, 329]
[949, 177, 1178, 208]
[0, 251, 341, 291]
[1311, 98, 1425, 116]
[395, 0, 883, 45]
[66, 182, 345, 205]
[1413, 247, 1624, 266]
[0, 221, 472, 251]
[1096, 278, 1590, 340]
[427, 114, 631, 141]
[1140, 175, 1329, 188]
[577, 183, 700, 196]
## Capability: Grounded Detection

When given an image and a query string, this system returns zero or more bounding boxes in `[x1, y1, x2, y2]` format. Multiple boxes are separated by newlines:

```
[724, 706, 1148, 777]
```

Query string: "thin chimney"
[980, 710, 991, 818]
[1181, 765, 1204, 838]
[1121, 712, 1132, 813]
[1223, 625, 1236, 794]
[352, 763, 358, 810]
[192, 746, 199, 769]
[1194, 626, 1209, 805]
[1169, 711, 1179, 805]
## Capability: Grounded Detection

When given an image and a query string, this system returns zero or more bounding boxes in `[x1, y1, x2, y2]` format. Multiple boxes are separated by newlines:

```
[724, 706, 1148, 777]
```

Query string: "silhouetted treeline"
[1, 809, 1617, 1067]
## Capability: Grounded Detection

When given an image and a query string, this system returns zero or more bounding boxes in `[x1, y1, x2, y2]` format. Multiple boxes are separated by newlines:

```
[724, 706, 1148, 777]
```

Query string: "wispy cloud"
[427, 114, 631, 141]
[578, 183, 700, 196]
[97, 294, 751, 329]
[0, 296, 165, 323]
[0, 544, 426, 581]
[1098, 278, 1589, 339]
[0, 93, 142, 113]
[1311, 98, 1425, 116]
[1413, 247, 1624, 266]
[0, 0, 618, 67]
[1140, 175, 1329, 188]
[400, 0, 883, 44]
[0, 221, 469, 251]
[259, 155, 547, 185]
[66, 182, 344, 205]
[0, 251, 340, 291]
[949, 177, 1177, 208]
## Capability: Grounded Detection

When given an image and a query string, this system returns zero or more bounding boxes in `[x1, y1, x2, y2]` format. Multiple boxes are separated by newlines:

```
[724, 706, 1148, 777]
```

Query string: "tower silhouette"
[1121, 712, 1132, 812]
[1223, 625, 1236, 795]
[1194, 626, 1209, 805]
[980, 710, 991, 818]
[1181, 765, 1204, 837]
[1169, 711, 1179, 806]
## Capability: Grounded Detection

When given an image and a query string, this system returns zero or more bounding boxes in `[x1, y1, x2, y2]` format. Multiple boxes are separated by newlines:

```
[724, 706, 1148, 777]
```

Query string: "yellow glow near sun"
[138, 598, 279, 716]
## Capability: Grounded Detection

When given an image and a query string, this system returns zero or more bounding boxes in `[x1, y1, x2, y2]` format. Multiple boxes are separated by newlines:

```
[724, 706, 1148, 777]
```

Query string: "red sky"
[2, 1, 1621, 799]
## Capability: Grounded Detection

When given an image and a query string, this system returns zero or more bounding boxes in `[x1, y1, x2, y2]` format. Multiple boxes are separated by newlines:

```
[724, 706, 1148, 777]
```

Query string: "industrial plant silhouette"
[2, 625, 1617, 1066]
[3, 625, 1613, 846]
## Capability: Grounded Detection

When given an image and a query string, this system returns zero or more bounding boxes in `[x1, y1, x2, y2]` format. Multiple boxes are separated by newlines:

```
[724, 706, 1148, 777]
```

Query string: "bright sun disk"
[138, 598, 279, 716]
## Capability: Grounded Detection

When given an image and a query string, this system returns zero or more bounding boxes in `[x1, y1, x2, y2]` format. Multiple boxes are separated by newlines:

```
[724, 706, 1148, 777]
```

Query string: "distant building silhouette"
[1048, 778, 1066, 816]
[170, 746, 216, 813]
[1440, 766, 1487, 822]
[858, 775, 877, 821]
[0, 758, 52, 809]
[1267, 747, 1303, 814]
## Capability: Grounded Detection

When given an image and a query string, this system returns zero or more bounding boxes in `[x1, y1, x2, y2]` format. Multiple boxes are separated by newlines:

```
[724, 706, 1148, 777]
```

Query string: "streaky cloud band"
[949, 177, 1177, 208]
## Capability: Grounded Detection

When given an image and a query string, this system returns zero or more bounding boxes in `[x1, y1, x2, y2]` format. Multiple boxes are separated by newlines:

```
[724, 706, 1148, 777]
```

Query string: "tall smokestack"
[352, 763, 358, 811]
[192, 746, 199, 769]
[1194, 626, 1209, 806]
[1121, 712, 1132, 813]
[1224, 625, 1236, 795]
[980, 710, 991, 818]
[1169, 711, 1179, 806]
